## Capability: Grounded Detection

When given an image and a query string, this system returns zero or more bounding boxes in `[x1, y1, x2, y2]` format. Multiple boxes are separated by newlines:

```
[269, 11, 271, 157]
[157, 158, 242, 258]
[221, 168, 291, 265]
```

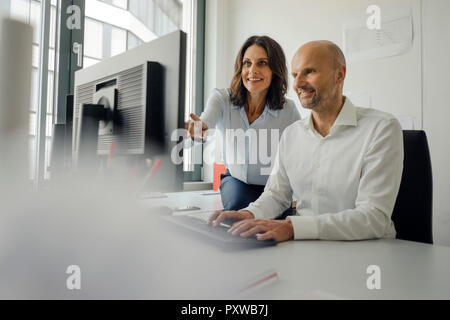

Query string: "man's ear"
[336, 65, 346, 85]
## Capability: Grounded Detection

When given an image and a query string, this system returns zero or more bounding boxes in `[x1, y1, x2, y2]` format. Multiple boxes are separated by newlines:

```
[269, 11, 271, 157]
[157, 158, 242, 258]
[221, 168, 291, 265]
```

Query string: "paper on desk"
[172, 209, 215, 219]
[200, 190, 220, 196]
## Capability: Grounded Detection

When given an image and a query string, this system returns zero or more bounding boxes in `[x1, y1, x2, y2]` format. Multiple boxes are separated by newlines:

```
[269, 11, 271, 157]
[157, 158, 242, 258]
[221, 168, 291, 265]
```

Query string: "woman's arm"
[186, 88, 226, 140]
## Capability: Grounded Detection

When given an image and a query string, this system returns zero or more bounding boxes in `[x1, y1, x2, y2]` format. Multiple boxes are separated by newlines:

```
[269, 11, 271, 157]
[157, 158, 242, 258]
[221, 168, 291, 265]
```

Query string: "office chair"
[391, 130, 433, 244]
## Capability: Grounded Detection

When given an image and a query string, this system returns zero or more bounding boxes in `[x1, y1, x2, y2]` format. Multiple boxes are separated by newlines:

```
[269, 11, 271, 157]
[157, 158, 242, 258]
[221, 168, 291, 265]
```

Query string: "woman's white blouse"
[200, 88, 301, 185]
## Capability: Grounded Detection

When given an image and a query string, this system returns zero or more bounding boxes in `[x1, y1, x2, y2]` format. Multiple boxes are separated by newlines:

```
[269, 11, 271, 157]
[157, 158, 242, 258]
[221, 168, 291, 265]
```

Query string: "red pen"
[139, 159, 162, 191]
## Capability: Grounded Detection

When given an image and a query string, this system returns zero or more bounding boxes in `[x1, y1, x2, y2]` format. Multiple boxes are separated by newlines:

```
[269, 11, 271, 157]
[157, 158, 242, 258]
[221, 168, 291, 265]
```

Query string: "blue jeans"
[219, 170, 291, 220]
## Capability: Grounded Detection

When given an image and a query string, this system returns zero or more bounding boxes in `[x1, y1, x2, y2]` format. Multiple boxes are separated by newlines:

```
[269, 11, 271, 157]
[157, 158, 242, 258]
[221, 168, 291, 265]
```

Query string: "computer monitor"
[72, 30, 186, 192]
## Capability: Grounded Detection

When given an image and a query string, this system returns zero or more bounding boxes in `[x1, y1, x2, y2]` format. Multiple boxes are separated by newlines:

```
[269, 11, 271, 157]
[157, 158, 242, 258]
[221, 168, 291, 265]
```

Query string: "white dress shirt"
[244, 97, 404, 240]
[200, 88, 301, 185]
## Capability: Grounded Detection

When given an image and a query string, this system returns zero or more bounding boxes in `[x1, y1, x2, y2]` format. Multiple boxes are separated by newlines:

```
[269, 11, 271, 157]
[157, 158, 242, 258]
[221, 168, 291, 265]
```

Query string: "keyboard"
[161, 214, 277, 250]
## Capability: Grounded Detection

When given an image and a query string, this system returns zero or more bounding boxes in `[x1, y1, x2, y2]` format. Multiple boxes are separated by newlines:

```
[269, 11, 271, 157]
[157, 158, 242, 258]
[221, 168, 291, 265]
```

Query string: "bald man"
[208, 40, 404, 242]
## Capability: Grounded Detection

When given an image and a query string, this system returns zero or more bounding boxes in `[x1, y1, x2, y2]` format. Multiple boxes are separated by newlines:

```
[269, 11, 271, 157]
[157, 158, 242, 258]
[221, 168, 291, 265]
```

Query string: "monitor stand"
[77, 103, 106, 172]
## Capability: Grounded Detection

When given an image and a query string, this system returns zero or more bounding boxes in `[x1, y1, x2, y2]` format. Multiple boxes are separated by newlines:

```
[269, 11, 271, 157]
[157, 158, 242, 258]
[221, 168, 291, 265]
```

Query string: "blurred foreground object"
[0, 17, 33, 187]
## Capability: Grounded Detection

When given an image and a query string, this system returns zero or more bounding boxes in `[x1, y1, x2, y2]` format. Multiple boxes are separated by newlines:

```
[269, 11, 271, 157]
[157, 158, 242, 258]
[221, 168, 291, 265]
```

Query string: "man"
[208, 40, 404, 242]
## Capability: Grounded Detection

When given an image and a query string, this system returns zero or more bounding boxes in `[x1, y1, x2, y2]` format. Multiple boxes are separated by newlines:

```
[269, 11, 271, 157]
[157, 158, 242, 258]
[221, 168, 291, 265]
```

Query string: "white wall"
[204, 0, 450, 245]
[0, 2, 10, 17]
[206, 0, 422, 121]
[422, 0, 450, 246]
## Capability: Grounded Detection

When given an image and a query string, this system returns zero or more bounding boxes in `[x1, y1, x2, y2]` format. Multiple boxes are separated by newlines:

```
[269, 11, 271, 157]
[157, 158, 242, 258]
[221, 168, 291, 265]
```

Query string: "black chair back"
[392, 130, 433, 244]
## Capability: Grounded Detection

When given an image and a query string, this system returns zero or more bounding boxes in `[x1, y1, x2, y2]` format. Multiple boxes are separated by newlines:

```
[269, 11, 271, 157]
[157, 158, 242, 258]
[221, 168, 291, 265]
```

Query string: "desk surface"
[143, 189, 224, 212]
[141, 191, 450, 300]
[3, 189, 448, 299]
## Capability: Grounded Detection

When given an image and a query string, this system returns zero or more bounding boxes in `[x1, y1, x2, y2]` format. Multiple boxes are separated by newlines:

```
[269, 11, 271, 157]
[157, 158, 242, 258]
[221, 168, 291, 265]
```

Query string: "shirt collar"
[232, 102, 279, 118]
[265, 105, 279, 118]
[300, 97, 357, 133]
[332, 97, 357, 127]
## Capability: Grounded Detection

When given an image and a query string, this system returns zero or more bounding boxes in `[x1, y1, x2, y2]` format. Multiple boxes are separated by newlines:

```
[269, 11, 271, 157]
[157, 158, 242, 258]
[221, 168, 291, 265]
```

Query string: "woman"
[187, 35, 300, 216]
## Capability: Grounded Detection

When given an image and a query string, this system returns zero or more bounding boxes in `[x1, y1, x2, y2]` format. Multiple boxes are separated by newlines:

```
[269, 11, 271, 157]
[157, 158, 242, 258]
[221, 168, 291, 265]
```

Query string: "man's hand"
[228, 219, 294, 243]
[185, 113, 208, 141]
[207, 210, 254, 227]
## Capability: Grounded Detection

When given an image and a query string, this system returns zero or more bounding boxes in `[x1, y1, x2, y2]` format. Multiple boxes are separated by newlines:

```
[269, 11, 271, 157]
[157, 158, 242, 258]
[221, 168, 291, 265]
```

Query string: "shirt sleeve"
[243, 129, 293, 219]
[288, 118, 404, 240]
[200, 88, 225, 130]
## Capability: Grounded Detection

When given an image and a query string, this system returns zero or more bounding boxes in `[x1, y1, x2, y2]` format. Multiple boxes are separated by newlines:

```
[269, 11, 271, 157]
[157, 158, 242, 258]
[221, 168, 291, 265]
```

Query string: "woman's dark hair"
[229, 35, 288, 110]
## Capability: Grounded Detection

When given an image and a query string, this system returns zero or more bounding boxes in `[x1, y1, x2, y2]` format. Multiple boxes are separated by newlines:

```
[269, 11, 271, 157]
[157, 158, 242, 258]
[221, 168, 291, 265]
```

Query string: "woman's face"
[241, 44, 273, 96]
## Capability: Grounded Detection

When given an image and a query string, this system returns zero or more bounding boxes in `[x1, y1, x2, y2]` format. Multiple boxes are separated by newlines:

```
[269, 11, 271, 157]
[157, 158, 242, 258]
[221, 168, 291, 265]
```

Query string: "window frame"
[55, 0, 85, 126]
[34, 0, 53, 188]
[51, 0, 206, 184]
[183, 0, 205, 182]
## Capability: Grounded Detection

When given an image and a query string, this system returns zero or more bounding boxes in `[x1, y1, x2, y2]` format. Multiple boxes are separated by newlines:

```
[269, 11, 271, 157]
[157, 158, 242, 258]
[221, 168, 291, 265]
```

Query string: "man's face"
[291, 45, 340, 111]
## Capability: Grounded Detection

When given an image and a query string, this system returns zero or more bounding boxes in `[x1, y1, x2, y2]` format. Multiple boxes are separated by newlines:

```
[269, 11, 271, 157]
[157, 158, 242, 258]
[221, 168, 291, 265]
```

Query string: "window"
[82, 0, 183, 66]
[9, 0, 58, 181]
[82, 0, 203, 179]
[6, 0, 204, 185]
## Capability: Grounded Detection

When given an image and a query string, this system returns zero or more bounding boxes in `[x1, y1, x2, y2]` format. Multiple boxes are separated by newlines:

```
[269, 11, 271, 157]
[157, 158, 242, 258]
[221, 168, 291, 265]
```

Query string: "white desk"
[140, 191, 450, 300]
[143, 189, 224, 213]
[2, 189, 449, 299]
